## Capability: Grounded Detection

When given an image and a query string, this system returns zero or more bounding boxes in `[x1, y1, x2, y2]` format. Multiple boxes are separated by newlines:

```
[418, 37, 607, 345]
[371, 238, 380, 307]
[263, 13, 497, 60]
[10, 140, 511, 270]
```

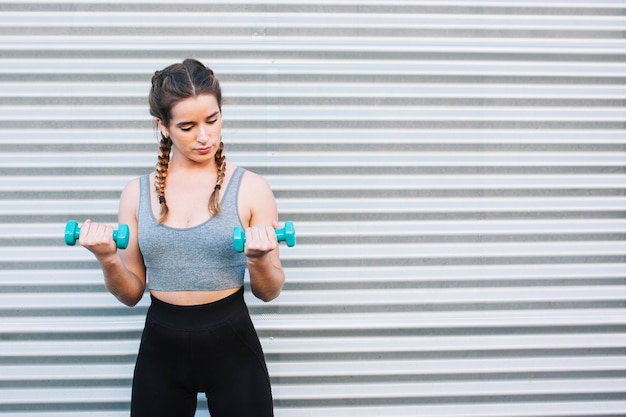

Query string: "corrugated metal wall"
[1, 1, 625, 416]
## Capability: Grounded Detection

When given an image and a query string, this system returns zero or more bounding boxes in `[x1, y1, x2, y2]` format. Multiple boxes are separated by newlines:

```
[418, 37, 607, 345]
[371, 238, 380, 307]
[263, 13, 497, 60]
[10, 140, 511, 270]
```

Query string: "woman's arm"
[80, 178, 147, 306]
[239, 171, 285, 302]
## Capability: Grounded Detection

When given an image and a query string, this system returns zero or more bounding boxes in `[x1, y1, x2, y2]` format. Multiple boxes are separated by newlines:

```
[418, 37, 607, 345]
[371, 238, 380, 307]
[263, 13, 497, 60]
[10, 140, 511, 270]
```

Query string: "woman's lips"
[196, 146, 212, 155]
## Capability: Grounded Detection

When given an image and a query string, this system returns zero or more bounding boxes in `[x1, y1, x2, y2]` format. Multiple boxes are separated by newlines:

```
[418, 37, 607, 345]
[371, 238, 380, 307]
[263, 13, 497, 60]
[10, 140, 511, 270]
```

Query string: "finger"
[79, 219, 92, 244]
[255, 224, 274, 244]
[98, 225, 114, 245]
[245, 225, 276, 252]
[81, 221, 112, 246]
[261, 225, 278, 250]
[266, 224, 278, 244]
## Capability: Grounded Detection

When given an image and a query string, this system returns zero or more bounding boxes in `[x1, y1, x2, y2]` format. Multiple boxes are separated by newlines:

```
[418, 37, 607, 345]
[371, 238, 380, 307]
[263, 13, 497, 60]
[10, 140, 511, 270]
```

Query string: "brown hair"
[148, 58, 225, 223]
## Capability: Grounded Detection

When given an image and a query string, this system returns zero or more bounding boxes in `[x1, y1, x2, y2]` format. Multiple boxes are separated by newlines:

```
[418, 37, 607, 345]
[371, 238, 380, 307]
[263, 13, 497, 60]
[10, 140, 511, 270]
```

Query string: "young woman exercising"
[77, 58, 284, 416]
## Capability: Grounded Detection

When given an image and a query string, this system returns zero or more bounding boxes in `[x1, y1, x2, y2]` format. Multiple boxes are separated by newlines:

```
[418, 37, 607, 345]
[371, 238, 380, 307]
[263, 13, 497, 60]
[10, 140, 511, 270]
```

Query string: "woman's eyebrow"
[175, 111, 219, 127]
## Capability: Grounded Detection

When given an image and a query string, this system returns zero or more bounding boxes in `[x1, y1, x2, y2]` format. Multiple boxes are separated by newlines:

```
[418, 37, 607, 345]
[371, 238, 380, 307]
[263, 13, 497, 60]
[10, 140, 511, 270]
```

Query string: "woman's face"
[158, 94, 222, 164]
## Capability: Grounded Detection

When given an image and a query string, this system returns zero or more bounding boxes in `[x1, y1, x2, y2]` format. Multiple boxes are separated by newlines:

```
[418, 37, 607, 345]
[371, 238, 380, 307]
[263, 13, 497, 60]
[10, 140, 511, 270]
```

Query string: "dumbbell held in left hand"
[64, 220, 130, 250]
[233, 221, 296, 253]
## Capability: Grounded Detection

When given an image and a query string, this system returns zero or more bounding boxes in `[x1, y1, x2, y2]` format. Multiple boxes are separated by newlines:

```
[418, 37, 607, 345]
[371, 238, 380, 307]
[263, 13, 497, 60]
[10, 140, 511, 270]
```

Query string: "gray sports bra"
[137, 167, 247, 291]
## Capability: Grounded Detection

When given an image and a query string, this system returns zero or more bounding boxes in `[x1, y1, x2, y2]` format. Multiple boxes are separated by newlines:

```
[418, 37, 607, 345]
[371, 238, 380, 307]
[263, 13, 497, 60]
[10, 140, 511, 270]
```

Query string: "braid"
[209, 140, 226, 216]
[155, 133, 172, 223]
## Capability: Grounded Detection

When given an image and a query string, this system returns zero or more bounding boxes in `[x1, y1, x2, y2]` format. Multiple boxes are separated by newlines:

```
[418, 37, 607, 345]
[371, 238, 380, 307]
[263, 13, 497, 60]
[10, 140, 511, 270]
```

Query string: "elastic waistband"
[147, 287, 246, 329]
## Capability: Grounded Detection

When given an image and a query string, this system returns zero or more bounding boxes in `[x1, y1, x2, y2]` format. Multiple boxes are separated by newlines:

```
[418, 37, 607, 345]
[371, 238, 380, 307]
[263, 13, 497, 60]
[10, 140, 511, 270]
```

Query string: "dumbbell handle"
[233, 221, 296, 253]
[64, 220, 130, 250]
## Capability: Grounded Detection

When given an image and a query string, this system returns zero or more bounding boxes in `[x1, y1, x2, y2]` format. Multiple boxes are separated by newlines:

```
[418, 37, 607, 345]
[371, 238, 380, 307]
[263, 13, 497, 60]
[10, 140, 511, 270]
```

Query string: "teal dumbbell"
[64, 220, 130, 250]
[233, 221, 296, 253]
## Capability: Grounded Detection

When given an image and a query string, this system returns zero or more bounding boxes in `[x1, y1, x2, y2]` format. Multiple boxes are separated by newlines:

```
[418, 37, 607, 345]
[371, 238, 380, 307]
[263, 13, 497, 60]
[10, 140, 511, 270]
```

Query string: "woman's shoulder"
[120, 173, 152, 202]
[123, 175, 146, 192]
[238, 166, 276, 215]
[238, 166, 270, 191]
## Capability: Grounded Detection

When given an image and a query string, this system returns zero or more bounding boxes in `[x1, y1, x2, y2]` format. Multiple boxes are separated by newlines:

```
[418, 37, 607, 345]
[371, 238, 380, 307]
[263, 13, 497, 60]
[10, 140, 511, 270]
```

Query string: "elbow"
[255, 291, 281, 303]
[252, 279, 284, 303]
[119, 287, 146, 307]
[256, 289, 281, 303]
[107, 284, 144, 307]
[121, 294, 143, 307]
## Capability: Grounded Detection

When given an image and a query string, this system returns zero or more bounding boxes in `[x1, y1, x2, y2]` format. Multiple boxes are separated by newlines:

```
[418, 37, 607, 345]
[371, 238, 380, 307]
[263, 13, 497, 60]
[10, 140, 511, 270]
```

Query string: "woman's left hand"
[244, 221, 279, 258]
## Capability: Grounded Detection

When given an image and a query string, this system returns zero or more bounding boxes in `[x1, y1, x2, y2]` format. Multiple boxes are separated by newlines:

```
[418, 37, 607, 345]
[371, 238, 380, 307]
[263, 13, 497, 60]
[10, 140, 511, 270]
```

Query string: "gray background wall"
[0, 1, 625, 416]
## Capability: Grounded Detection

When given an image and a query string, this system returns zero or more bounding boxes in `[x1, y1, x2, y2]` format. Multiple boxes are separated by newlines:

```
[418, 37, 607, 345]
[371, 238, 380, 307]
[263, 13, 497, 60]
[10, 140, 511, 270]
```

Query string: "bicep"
[117, 179, 146, 284]
[241, 172, 283, 267]
[244, 172, 279, 227]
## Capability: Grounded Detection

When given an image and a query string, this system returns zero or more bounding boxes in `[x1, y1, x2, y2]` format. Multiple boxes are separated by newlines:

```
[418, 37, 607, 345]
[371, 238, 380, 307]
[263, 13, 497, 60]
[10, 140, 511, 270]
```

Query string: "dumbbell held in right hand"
[64, 220, 130, 250]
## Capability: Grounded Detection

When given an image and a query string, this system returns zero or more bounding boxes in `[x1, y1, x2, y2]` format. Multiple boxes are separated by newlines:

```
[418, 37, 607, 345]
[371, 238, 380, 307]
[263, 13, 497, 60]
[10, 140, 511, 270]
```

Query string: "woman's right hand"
[78, 219, 119, 260]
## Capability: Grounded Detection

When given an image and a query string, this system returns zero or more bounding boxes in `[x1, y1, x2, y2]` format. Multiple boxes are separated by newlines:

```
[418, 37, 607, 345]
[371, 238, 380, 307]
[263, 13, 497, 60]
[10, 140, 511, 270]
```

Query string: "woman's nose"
[196, 127, 209, 144]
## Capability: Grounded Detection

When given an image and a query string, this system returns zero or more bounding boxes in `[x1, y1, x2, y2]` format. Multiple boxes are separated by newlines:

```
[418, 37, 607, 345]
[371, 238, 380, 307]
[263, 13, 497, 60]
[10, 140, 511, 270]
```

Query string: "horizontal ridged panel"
[0, 1, 624, 416]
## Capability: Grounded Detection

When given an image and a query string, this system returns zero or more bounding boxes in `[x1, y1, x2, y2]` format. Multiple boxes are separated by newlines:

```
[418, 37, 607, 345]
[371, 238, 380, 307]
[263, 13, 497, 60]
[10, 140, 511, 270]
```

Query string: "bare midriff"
[150, 287, 241, 306]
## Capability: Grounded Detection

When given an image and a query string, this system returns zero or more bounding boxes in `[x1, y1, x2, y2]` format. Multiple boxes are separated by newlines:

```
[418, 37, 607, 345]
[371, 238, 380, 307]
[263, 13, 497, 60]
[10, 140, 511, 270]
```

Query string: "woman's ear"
[156, 119, 169, 138]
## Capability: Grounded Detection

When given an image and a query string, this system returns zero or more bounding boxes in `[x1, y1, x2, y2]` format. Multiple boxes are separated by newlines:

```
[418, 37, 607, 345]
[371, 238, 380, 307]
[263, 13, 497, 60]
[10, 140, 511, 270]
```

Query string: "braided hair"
[148, 59, 225, 223]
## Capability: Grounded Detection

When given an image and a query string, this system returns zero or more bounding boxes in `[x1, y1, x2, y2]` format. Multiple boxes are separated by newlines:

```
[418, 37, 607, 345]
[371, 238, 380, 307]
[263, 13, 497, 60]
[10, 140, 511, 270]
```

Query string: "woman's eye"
[180, 126, 192, 132]
[208, 119, 218, 125]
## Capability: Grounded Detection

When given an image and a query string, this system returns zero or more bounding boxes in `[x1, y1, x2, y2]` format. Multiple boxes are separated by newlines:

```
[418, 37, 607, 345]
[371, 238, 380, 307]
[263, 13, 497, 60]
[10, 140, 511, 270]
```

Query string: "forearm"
[247, 253, 284, 302]
[97, 253, 146, 307]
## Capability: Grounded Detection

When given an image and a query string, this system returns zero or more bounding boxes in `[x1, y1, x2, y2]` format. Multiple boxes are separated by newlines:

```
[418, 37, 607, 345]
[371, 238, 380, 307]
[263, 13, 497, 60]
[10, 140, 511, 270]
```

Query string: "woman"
[78, 58, 284, 416]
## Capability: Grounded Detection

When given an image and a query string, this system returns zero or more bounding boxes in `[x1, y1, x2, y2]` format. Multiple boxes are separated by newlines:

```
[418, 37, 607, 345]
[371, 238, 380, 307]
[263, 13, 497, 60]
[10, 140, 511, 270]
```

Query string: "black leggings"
[131, 288, 273, 417]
